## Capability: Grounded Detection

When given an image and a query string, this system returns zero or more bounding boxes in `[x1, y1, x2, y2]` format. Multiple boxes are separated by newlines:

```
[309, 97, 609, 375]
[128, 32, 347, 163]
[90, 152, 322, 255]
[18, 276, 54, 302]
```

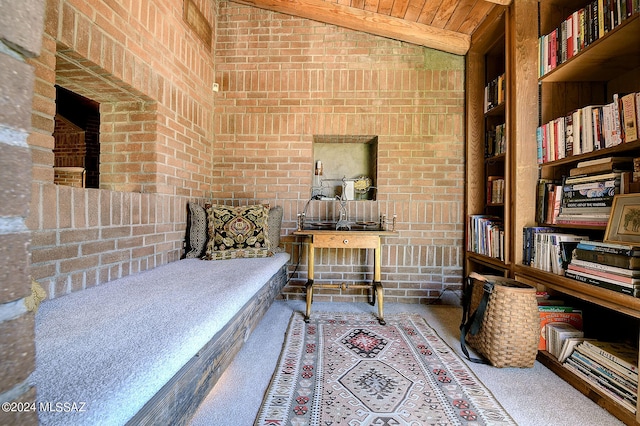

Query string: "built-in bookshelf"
[512, 1, 640, 424]
[465, 1, 539, 278]
[465, 7, 509, 274]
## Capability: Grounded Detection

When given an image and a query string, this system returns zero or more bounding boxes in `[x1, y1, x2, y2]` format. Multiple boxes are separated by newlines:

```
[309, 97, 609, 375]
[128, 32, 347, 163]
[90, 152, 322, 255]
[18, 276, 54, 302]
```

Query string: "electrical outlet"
[212, 83, 219, 92]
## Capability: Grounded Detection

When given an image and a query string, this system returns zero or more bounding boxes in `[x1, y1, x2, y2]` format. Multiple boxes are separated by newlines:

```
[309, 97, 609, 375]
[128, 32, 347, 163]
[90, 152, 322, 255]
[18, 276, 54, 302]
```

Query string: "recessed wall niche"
[53, 86, 100, 188]
[312, 135, 377, 201]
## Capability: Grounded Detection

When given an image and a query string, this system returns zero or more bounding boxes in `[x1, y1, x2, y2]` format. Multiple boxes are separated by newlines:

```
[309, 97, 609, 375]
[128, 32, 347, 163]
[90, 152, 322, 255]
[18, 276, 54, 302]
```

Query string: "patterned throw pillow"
[203, 204, 273, 260]
[184, 202, 208, 259]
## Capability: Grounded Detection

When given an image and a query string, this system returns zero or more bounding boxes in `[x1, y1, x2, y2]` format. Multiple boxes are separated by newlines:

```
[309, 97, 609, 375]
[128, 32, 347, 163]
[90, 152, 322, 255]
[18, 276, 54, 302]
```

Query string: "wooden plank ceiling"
[230, 0, 511, 55]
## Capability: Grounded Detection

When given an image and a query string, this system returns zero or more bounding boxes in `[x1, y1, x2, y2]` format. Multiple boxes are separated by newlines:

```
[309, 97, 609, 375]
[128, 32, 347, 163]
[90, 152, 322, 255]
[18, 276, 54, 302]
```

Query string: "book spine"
[575, 243, 638, 257]
[563, 199, 614, 209]
[574, 248, 640, 269]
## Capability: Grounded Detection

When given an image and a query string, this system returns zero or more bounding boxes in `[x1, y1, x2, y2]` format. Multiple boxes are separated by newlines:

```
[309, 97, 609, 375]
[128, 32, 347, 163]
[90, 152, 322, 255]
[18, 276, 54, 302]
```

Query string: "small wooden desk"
[294, 229, 397, 325]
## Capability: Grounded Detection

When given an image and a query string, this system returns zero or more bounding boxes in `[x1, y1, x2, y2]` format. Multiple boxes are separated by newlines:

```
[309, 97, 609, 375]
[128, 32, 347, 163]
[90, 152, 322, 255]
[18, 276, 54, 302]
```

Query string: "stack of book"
[564, 340, 638, 414]
[555, 169, 622, 227]
[537, 294, 583, 352]
[546, 321, 584, 360]
[565, 241, 640, 297]
[467, 215, 504, 260]
[536, 158, 636, 225]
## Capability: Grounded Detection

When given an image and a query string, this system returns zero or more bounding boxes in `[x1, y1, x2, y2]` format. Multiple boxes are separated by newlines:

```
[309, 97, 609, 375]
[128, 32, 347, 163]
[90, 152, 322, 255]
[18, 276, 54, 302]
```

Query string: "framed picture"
[604, 194, 640, 245]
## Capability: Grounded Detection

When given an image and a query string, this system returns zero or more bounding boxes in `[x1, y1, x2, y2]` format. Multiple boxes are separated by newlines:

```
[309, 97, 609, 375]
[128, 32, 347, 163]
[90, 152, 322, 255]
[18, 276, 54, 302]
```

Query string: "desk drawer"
[312, 234, 379, 249]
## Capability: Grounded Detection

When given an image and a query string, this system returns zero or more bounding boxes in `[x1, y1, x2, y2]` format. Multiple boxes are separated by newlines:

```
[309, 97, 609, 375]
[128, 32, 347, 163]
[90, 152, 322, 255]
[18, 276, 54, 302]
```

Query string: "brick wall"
[214, 3, 466, 304]
[0, 0, 45, 423]
[27, 0, 217, 300]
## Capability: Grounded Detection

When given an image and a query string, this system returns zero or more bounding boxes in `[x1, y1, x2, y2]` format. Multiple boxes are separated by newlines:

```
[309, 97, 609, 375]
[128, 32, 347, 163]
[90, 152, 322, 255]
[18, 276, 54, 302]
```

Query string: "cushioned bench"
[34, 251, 289, 425]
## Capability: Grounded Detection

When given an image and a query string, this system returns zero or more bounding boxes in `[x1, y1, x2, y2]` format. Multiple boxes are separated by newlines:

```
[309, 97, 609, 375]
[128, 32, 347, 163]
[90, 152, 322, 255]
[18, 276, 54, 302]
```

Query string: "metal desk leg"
[374, 281, 385, 325]
[373, 241, 385, 325]
[304, 279, 314, 323]
[304, 239, 315, 323]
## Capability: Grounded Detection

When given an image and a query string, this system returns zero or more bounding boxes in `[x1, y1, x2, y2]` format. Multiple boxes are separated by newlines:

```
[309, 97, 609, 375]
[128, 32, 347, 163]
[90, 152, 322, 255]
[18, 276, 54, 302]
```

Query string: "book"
[576, 155, 633, 168]
[573, 248, 640, 270]
[539, 310, 583, 351]
[554, 214, 609, 227]
[621, 92, 638, 143]
[577, 240, 640, 257]
[569, 156, 633, 176]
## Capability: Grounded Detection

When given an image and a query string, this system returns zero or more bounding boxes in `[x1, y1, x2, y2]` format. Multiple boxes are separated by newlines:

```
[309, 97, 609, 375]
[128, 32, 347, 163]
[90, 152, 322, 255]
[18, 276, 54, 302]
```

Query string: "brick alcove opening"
[54, 86, 100, 188]
[55, 47, 158, 193]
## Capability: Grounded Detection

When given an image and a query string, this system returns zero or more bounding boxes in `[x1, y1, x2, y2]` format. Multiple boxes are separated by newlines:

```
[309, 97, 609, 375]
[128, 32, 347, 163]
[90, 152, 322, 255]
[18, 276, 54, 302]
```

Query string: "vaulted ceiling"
[230, 0, 512, 55]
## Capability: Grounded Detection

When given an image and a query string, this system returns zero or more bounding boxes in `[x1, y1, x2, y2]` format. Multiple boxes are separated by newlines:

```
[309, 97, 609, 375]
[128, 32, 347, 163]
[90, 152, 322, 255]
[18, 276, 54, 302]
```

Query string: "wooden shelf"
[540, 140, 640, 169]
[515, 265, 640, 319]
[540, 14, 640, 83]
[466, 251, 509, 272]
[485, 102, 505, 117]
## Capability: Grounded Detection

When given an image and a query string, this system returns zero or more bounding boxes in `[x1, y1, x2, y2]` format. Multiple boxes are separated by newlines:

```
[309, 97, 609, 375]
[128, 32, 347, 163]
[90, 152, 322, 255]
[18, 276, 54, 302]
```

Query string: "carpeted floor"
[189, 299, 624, 426]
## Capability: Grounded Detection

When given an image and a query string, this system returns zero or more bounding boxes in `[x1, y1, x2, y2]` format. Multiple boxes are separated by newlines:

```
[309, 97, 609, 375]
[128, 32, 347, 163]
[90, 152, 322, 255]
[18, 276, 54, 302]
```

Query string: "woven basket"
[466, 275, 540, 368]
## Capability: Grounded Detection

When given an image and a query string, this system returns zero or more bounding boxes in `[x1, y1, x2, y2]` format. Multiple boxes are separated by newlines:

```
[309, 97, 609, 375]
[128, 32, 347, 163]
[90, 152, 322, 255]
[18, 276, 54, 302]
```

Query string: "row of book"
[467, 215, 504, 261]
[537, 294, 638, 414]
[523, 227, 587, 274]
[484, 73, 505, 113]
[485, 122, 506, 158]
[486, 176, 505, 204]
[538, 1, 639, 77]
[536, 92, 640, 165]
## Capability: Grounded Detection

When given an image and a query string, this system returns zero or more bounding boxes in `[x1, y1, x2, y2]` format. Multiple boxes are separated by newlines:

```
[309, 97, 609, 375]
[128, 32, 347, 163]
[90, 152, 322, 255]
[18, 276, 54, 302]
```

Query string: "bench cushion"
[34, 253, 289, 425]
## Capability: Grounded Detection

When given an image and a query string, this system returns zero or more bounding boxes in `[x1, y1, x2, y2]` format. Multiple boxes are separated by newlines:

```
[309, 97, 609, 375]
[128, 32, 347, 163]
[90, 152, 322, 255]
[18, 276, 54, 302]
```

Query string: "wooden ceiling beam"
[231, 0, 471, 55]
[484, 0, 512, 5]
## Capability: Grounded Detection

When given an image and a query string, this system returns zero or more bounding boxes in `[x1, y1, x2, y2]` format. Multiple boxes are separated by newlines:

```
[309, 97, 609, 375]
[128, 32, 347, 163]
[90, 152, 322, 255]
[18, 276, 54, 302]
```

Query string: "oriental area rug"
[254, 312, 516, 426]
